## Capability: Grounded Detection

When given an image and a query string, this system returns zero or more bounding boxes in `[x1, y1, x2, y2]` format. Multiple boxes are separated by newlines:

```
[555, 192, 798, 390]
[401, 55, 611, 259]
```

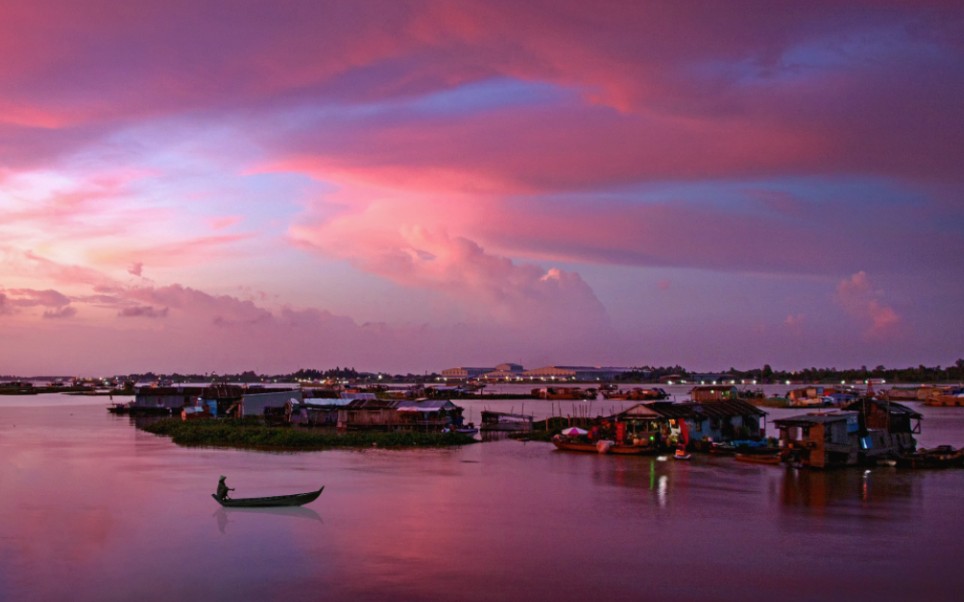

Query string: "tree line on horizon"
[109, 360, 964, 385]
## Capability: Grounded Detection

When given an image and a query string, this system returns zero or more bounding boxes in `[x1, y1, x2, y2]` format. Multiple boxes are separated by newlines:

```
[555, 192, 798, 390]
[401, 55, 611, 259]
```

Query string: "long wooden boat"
[212, 486, 324, 507]
[735, 453, 782, 465]
[552, 436, 611, 453]
[609, 443, 659, 455]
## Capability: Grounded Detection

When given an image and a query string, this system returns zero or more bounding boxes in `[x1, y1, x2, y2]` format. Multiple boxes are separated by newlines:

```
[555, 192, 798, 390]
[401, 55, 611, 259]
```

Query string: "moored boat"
[551, 434, 613, 454]
[480, 410, 534, 432]
[735, 452, 782, 465]
[923, 387, 964, 407]
[212, 486, 324, 507]
[609, 442, 659, 455]
[894, 446, 964, 469]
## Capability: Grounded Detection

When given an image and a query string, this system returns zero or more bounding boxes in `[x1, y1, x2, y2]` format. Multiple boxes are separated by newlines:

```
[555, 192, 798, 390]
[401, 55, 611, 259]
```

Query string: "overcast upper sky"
[1, 0, 962, 376]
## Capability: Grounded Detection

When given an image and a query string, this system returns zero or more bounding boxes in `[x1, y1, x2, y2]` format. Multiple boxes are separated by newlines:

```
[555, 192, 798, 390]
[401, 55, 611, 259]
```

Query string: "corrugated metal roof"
[645, 399, 767, 419]
[396, 399, 459, 412]
[842, 398, 922, 418]
[773, 411, 858, 426]
[614, 403, 664, 418]
[345, 399, 398, 410]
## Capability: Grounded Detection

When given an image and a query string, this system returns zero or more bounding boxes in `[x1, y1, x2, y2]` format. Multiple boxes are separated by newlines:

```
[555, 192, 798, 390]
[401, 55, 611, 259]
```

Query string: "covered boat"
[551, 431, 614, 453]
[894, 446, 964, 469]
[212, 486, 324, 507]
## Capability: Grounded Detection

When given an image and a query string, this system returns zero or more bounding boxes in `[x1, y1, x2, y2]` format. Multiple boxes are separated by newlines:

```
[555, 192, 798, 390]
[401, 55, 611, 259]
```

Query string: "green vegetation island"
[140, 417, 478, 451]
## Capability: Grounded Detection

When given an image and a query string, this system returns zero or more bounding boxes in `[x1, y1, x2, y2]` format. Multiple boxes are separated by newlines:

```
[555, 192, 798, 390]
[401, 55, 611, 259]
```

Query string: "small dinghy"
[212, 486, 324, 508]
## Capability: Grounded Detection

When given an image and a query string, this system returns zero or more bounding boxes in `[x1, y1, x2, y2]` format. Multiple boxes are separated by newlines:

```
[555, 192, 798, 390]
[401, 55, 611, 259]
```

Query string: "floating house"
[601, 387, 668, 401]
[480, 410, 533, 432]
[773, 412, 861, 468]
[336, 398, 465, 432]
[841, 398, 921, 457]
[237, 389, 303, 418]
[689, 385, 738, 402]
[531, 386, 596, 400]
[135, 383, 245, 414]
[646, 399, 767, 446]
[609, 403, 672, 447]
[786, 385, 858, 407]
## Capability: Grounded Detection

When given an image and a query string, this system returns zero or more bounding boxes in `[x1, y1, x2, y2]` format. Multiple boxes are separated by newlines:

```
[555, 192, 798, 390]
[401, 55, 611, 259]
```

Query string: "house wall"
[242, 390, 303, 417]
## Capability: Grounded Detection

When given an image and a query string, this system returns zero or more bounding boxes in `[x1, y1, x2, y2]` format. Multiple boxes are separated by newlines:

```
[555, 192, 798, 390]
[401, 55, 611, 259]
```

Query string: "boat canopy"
[560, 427, 589, 436]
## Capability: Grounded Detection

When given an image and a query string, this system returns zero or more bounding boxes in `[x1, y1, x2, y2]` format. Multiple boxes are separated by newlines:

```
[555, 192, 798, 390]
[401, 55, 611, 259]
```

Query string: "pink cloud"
[784, 313, 805, 334]
[43, 306, 77, 319]
[0, 2, 957, 186]
[0, 2, 960, 374]
[209, 215, 243, 230]
[93, 232, 254, 272]
[290, 218, 609, 330]
[835, 271, 900, 337]
[2, 288, 70, 308]
[117, 305, 169, 319]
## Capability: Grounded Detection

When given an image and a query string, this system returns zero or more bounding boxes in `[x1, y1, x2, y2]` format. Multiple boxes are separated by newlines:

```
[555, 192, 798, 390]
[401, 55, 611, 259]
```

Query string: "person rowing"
[216, 475, 235, 501]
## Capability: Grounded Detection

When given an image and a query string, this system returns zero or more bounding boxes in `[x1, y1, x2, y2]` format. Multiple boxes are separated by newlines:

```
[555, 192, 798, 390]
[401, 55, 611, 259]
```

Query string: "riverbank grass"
[140, 417, 477, 450]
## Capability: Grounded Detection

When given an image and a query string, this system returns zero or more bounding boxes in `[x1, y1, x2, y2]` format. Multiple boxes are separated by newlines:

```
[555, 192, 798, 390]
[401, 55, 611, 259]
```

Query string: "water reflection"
[780, 466, 918, 509]
[213, 506, 323, 534]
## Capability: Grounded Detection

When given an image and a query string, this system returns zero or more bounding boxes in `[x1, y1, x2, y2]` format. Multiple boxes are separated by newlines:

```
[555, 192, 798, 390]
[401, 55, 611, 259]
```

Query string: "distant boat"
[211, 486, 324, 507]
[923, 387, 964, 407]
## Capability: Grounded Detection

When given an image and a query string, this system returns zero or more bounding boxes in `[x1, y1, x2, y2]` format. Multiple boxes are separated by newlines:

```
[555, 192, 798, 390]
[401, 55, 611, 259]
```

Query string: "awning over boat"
[560, 427, 589, 436]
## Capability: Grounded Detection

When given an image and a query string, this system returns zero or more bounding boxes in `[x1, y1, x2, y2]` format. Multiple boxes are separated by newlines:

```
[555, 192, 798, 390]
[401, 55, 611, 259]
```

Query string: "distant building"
[482, 362, 525, 380]
[441, 367, 494, 380]
[443, 362, 525, 380]
[523, 366, 632, 381]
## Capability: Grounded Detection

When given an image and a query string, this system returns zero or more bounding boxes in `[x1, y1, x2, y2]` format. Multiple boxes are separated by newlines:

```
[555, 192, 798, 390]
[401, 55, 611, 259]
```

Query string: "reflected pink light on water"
[0, 398, 962, 601]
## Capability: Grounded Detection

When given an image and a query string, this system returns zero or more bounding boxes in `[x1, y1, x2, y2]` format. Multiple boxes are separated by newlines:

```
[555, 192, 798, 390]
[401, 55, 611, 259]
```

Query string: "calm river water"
[1, 390, 962, 602]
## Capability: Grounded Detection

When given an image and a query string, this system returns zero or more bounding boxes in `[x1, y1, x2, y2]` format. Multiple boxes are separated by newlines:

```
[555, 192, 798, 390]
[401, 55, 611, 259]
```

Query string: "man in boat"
[216, 476, 234, 501]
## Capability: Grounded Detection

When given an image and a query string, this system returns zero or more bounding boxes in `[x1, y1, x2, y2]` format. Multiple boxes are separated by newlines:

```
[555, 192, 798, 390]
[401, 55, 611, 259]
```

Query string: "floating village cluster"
[107, 376, 964, 470]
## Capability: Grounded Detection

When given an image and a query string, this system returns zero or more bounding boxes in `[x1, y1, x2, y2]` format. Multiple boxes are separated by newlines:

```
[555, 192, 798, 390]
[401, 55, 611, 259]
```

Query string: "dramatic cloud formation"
[835, 271, 901, 338]
[0, 1, 961, 375]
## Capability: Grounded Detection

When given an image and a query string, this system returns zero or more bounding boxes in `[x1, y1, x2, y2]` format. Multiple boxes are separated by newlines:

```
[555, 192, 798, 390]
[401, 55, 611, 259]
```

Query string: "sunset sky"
[1, 1, 962, 376]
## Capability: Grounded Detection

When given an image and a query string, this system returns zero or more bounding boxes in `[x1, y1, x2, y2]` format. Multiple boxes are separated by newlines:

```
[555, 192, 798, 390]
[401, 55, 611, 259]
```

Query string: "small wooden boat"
[212, 486, 324, 507]
[735, 453, 782, 465]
